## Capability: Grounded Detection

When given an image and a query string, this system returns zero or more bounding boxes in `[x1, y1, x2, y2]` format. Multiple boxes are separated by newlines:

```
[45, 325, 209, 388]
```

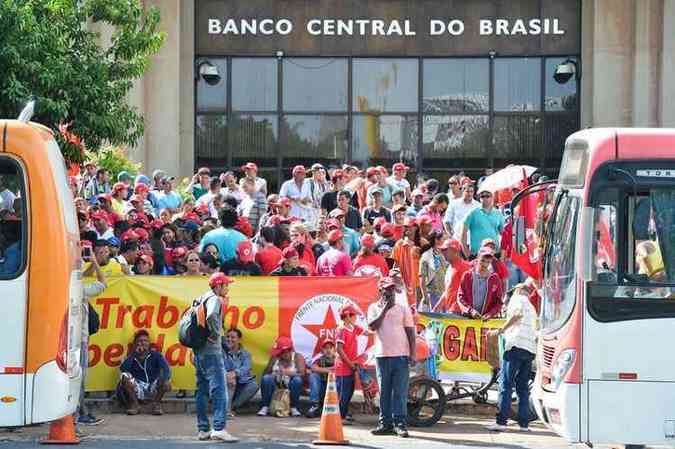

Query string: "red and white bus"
[512, 128, 675, 446]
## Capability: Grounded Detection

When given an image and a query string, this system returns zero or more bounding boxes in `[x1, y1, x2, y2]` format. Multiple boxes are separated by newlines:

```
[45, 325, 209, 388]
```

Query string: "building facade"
[124, 0, 675, 186]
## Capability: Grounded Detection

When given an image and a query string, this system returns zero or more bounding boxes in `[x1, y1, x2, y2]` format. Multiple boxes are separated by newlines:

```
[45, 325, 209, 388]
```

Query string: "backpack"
[178, 295, 212, 350]
[88, 303, 100, 336]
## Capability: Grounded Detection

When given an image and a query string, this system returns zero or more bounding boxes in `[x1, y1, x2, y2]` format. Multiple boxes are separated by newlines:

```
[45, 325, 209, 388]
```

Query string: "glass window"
[232, 58, 277, 111]
[494, 58, 541, 112]
[422, 115, 489, 161]
[423, 59, 489, 113]
[283, 58, 347, 112]
[541, 194, 580, 333]
[0, 158, 26, 278]
[493, 115, 543, 162]
[544, 113, 579, 163]
[281, 115, 347, 167]
[195, 115, 227, 160]
[230, 114, 278, 167]
[353, 59, 418, 113]
[545, 57, 578, 112]
[196, 58, 227, 112]
[352, 114, 418, 167]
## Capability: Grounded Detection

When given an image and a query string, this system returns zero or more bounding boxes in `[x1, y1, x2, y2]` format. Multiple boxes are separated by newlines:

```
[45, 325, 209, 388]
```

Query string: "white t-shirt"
[0, 189, 17, 211]
[279, 179, 316, 223]
[443, 198, 480, 240]
[387, 176, 410, 193]
[503, 293, 537, 354]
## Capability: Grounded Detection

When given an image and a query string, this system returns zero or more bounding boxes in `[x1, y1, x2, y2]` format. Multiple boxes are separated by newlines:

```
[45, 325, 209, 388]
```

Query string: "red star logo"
[302, 305, 339, 357]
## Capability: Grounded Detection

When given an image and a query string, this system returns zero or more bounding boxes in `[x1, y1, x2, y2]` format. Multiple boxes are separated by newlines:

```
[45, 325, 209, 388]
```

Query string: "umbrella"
[478, 165, 538, 193]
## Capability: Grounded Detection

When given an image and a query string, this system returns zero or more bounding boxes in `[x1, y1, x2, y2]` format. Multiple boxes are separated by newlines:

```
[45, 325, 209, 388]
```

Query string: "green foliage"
[0, 0, 165, 162]
[174, 177, 196, 203]
[85, 145, 140, 182]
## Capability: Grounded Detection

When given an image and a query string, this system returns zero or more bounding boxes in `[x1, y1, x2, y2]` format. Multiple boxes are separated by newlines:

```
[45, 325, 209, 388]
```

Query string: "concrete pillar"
[632, 0, 663, 126]
[591, 0, 636, 126]
[661, 0, 675, 126]
[580, 0, 595, 128]
[143, 0, 182, 178]
[178, 0, 195, 178]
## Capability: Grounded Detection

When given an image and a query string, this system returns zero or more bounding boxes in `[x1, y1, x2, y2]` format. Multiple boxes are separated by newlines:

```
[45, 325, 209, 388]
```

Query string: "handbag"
[270, 388, 290, 417]
[88, 303, 100, 336]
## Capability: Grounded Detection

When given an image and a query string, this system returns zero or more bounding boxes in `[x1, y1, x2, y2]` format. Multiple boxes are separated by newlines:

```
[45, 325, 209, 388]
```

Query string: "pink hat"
[292, 165, 306, 175]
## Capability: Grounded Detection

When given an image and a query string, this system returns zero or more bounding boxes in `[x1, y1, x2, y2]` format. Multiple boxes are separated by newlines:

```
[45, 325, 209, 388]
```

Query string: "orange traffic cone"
[41, 415, 80, 445]
[313, 372, 349, 446]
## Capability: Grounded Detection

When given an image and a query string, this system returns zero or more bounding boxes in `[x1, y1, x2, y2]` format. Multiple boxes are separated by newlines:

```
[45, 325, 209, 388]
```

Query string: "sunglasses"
[479, 194, 492, 199]
[187, 258, 200, 263]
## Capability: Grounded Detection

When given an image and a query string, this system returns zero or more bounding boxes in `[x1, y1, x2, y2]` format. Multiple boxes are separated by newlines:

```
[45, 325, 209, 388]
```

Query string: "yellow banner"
[86, 276, 279, 391]
[418, 313, 504, 383]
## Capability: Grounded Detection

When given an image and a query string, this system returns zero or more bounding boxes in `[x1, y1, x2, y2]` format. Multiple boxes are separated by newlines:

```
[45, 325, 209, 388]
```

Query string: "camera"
[198, 61, 221, 86]
[82, 245, 92, 259]
[553, 59, 578, 84]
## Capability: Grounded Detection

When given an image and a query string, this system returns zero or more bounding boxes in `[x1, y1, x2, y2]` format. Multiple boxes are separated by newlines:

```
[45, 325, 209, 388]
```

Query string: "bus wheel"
[407, 378, 446, 427]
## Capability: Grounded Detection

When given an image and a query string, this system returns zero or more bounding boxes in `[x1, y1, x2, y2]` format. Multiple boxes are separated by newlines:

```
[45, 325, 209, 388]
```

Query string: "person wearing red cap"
[392, 218, 421, 307]
[335, 304, 366, 422]
[438, 239, 472, 313]
[457, 246, 504, 319]
[258, 336, 306, 417]
[279, 165, 315, 223]
[239, 162, 267, 196]
[366, 168, 395, 209]
[115, 240, 140, 276]
[133, 254, 154, 275]
[354, 234, 390, 277]
[289, 222, 316, 275]
[362, 187, 392, 228]
[418, 231, 449, 312]
[92, 211, 115, 240]
[306, 339, 336, 418]
[316, 229, 353, 276]
[111, 182, 128, 216]
[444, 180, 478, 240]
[270, 246, 308, 276]
[220, 240, 262, 276]
[387, 162, 412, 202]
[191, 273, 238, 442]
[367, 276, 416, 438]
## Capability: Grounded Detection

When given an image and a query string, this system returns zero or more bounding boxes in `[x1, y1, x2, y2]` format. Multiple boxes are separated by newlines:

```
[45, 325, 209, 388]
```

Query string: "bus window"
[0, 162, 26, 278]
[591, 189, 618, 281]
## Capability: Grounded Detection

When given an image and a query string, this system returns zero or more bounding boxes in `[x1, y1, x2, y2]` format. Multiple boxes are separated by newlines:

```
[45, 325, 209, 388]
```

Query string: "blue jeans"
[308, 373, 327, 405]
[336, 374, 355, 419]
[376, 356, 410, 428]
[226, 380, 259, 413]
[194, 352, 228, 432]
[260, 374, 303, 408]
[497, 347, 534, 427]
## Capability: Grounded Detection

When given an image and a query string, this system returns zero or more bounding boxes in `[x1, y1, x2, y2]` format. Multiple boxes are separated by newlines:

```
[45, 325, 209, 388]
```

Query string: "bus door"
[585, 162, 675, 445]
[0, 158, 28, 426]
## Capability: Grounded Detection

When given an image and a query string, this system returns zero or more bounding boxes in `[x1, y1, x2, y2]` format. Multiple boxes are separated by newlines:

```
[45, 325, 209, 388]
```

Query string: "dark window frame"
[0, 156, 28, 281]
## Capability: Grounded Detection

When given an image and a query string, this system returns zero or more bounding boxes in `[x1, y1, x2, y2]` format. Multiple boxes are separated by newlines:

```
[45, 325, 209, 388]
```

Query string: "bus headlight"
[550, 349, 576, 392]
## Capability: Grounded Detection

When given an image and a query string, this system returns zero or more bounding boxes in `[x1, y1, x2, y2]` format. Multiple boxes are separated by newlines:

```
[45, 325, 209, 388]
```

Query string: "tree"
[0, 0, 164, 162]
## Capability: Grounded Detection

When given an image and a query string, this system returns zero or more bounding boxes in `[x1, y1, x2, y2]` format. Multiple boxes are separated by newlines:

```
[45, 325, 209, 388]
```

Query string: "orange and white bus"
[512, 128, 675, 446]
[0, 107, 83, 426]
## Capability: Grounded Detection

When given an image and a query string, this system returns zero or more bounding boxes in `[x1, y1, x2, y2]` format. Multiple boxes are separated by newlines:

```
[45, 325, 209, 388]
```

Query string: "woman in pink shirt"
[316, 229, 353, 276]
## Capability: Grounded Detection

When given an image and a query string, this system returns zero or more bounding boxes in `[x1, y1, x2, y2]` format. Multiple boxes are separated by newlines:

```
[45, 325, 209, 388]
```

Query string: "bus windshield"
[541, 193, 580, 332]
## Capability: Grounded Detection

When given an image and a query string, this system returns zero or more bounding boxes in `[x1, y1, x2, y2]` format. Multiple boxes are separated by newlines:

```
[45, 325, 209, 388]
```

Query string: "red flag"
[509, 172, 543, 280]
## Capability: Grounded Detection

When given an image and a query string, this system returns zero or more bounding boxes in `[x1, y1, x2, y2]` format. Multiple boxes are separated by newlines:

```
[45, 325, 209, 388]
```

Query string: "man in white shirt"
[386, 163, 411, 202]
[487, 284, 537, 432]
[239, 162, 267, 195]
[0, 178, 17, 212]
[443, 180, 479, 240]
[279, 166, 314, 223]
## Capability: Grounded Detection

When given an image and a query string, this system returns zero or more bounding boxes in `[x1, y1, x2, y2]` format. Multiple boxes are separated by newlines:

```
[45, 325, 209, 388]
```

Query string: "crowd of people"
[67, 159, 553, 440]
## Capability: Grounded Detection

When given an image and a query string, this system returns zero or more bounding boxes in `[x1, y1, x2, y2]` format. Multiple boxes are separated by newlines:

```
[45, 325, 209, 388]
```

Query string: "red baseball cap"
[403, 217, 418, 227]
[366, 167, 379, 177]
[441, 239, 463, 252]
[276, 197, 291, 208]
[271, 336, 294, 357]
[195, 204, 210, 214]
[121, 229, 140, 241]
[138, 254, 154, 268]
[373, 216, 388, 229]
[360, 234, 376, 249]
[392, 162, 408, 172]
[150, 219, 164, 230]
[134, 183, 149, 194]
[209, 272, 234, 288]
[113, 182, 127, 193]
[327, 229, 343, 243]
[91, 212, 108, 222]
[380, 223, 395, 238]
[292, 165, 306, 175]
[236, 240, 254, 263]
[172, 246, 188, 259]
[339, 303, 359, 319]
[241, 162, 258, 171]
[461, 177, 475, 187]
[377, 166, 388, 176]
[282, 246, 299, 259]
[134, 228, 150, 241]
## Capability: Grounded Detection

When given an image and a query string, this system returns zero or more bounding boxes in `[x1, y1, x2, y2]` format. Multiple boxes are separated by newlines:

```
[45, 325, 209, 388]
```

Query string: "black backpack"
[88, 304, 100, 336]
[178, 296, 212, 350]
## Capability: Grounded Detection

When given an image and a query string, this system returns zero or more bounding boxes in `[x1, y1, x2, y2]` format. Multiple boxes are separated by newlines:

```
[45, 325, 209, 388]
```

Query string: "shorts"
[119, 372, 159, 401]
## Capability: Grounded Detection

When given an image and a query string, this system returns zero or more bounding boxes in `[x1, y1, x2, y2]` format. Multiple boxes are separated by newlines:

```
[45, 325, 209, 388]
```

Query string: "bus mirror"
[514, 216, 526, 254]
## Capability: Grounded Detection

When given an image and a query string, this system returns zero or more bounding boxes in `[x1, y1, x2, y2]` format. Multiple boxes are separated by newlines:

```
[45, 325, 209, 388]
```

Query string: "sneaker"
[197, 430, 211, 441]
[210, 429, 239, 443]
[486, 423, 508, 432]
[394, 426, 409, 438]
[343, 414, 354, 426]
[151, 403, 163, 416]
[371, 425, 396, 436]
[77, 414, 104, 426]
[126, 407, 140, 416]
[306, 405, 321, 418]
[257, 406, 269, 416]
[290, 407, 302, 417]
[518, 426, 531, 432]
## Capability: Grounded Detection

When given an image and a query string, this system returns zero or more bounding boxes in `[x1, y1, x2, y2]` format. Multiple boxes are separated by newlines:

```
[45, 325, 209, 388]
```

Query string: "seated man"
[117, 329, 171, 415]
[258, 336, 306, 417]
[223, 328, 259, 414]
[306, 339, 336, 418]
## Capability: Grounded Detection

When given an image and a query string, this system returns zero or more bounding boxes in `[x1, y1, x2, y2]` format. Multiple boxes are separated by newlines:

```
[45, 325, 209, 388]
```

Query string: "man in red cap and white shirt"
[92, 211, 115, 240]
[192, 273, 238, 442]
[457, 246, 503, 319]
[279, 165, 315, 223]
[110, 182, 128, 216]
[439, 239, 472, 313]
[220, 240, 262, 276]
[353, 234, 389, 277]
[316, 229, 353, 276]
[387, 162, 412, 202]
[239, 162, 267, 195]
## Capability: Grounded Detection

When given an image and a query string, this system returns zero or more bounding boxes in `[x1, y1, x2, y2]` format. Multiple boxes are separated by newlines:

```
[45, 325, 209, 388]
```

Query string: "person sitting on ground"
[222, 328, 259, 415]
[306, 339, 336, 418]
[258, 336, 306, 417]
[270, 247, 308, 276]
[117, 329, 172, 415]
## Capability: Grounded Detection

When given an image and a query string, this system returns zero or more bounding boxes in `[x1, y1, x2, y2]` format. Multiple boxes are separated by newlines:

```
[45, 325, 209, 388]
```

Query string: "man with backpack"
[182, 273, 239, 443]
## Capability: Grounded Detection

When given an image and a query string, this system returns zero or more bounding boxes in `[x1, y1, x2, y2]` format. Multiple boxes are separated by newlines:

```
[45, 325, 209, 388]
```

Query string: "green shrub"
[85, 145, 141, 182]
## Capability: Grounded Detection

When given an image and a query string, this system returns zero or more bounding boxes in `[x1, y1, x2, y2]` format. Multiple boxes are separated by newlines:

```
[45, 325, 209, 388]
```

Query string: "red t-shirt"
[334, 324, 365, 376]
[298, 247, 316, 275]
[393, 224, 404, 241]
[353, 254, 389, 277]
[256, 245, 283, 275]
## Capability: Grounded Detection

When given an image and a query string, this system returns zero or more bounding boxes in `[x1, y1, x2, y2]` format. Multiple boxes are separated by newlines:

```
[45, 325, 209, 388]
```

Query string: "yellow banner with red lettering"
[418, 313, 504, 383]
